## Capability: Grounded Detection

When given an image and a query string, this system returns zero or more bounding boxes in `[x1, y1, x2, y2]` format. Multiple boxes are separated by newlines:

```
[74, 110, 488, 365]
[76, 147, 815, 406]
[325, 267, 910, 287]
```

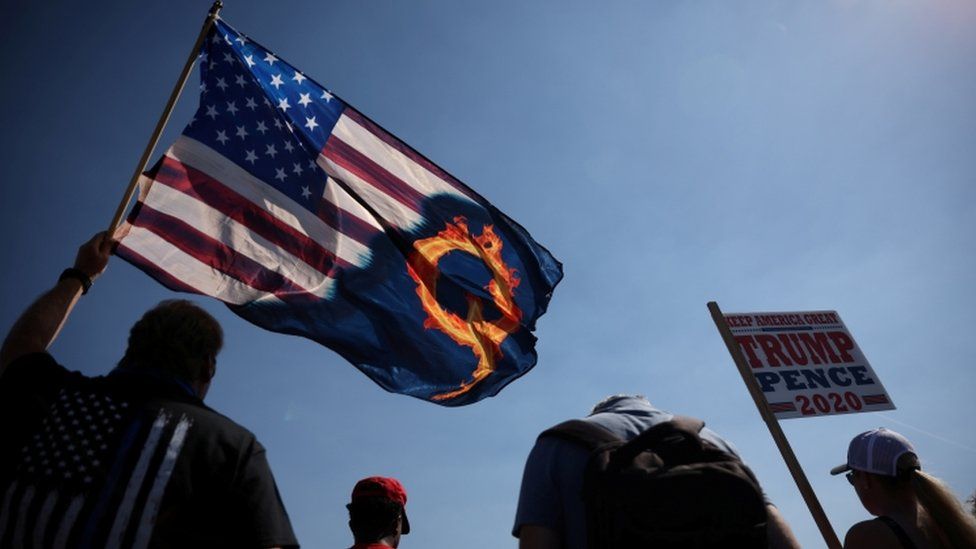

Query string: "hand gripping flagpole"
[107, 1, 223, 234]
[707, 301, 841, 549]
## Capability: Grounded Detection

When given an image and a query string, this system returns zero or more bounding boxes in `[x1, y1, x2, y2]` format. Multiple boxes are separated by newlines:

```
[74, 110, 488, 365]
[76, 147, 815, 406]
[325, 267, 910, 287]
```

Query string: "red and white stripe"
[118, 136, 378, 305]
[319, 109, 476, 232]
[119, 106, 480, 308]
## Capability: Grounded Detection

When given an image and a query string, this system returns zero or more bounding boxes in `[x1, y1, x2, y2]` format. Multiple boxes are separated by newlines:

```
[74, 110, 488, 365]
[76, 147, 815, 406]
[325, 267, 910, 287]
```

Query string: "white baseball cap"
[830, 428, 918, 477]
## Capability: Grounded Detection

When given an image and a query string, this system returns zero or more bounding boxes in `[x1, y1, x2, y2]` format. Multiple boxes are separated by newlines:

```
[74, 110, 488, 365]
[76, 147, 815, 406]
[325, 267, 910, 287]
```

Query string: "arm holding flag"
[0, 232, 113, 375]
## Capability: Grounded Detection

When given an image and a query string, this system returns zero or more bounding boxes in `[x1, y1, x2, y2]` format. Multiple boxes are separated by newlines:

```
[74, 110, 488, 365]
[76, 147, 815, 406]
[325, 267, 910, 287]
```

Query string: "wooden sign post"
[708, 301, 841, 549]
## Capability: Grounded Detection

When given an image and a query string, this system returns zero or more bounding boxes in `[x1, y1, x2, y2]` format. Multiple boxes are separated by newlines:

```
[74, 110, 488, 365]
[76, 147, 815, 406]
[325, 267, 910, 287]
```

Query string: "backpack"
[540, 415, 768, 549]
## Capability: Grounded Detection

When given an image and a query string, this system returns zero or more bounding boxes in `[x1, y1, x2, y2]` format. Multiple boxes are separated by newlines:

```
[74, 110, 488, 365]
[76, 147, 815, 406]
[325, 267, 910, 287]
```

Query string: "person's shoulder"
[196, 404, 257, 437]
[1, 351, 68, 382]
[525, 423, 596, 475]
[158, 398, 260, 448]
[844, 518, 902, 549]
[699, 425, 743, 458]
[0, 352, 84, 399]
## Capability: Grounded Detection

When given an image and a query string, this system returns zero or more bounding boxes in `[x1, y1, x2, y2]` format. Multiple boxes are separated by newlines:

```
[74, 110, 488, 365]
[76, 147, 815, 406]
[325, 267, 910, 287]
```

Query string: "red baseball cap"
[350, 476, 410, 534]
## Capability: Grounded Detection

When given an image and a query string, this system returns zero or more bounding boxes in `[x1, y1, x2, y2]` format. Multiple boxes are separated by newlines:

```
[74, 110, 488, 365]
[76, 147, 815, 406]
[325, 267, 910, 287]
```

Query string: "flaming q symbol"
[406, 216, 522, 401]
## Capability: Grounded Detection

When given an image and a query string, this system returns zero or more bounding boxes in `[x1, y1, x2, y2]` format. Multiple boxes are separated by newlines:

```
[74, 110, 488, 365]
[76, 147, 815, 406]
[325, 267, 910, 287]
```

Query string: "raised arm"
[0, 232, 113, 375]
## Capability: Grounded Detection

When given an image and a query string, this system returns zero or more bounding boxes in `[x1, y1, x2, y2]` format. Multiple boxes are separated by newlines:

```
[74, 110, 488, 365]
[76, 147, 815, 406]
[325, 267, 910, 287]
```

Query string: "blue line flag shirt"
[0, 353, 298, 549]
[115, 19, 563, 406]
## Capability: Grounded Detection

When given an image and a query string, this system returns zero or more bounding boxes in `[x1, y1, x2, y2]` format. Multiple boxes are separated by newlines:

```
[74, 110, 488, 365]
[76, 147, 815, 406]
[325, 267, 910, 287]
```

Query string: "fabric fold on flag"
[115, 18, 562, 405]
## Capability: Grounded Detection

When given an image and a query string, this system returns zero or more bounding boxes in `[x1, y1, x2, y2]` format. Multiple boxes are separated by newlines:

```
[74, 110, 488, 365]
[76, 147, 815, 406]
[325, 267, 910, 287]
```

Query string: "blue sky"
[2, 0, 974, 546]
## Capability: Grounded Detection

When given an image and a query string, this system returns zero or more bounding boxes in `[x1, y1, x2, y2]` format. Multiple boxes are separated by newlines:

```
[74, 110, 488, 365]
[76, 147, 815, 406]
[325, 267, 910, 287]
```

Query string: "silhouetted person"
[346, 477, 410, 548]
[513, 394, 800, 549]
[0, 232, 298, 548]
[832, 428, 976, 548]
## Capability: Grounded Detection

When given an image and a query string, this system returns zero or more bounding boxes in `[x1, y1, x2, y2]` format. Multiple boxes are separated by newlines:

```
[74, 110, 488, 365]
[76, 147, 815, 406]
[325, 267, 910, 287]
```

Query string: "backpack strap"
[538, 419, 622, 450]
[610, 415, 706, 467]
[877, 517, 918, 549]
[539, 415, 706, 456]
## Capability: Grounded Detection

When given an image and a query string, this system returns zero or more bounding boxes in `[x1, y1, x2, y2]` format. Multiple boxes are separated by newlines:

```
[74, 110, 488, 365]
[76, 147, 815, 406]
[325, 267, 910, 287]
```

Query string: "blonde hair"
[876, 453, 976, 548]
[908, 469, 976, 548]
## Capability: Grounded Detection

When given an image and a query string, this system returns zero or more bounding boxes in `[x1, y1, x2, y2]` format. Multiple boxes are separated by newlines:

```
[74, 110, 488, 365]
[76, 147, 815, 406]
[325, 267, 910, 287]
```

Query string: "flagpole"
[107, 0, 223, 234]
[707, 301, 841, 549]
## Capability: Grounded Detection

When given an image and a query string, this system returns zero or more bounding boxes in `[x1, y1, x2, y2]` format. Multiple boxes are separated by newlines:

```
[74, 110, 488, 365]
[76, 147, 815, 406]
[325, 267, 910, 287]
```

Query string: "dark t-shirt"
[0, 353, 298, 548]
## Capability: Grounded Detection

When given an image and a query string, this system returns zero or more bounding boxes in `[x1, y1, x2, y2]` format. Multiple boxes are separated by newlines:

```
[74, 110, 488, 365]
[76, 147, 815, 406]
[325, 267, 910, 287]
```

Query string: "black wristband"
[59, 268, 93, 295]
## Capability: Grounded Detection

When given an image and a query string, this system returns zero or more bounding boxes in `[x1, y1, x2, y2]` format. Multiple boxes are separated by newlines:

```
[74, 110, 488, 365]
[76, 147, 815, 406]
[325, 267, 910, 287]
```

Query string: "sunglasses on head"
[846, 471, 856, 485]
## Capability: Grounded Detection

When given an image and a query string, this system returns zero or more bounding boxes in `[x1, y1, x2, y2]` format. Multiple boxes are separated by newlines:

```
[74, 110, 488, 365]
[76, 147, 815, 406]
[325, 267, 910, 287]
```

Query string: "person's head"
[346, 477, 410, 547]
[590, 394, 647, 415]
[117, 300, 223, 399]
[833, 428, 976, 547]
[831, 428, 920, 514]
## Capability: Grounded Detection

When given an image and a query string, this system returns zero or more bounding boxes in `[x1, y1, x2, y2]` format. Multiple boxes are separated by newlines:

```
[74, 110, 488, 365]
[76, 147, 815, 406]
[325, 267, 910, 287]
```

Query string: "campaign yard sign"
[724, 310, 895, 419]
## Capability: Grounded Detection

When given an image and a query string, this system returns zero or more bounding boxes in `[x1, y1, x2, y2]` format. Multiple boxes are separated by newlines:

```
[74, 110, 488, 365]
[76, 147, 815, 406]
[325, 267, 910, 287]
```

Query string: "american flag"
[115, 19, 562, 406]
[0, 388, 191, 548]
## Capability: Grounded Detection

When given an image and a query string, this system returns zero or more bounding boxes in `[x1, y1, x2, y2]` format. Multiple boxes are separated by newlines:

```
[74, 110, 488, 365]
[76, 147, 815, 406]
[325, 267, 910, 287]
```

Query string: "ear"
[204, 354, 217, 381]
[390, 514, 403, 547]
